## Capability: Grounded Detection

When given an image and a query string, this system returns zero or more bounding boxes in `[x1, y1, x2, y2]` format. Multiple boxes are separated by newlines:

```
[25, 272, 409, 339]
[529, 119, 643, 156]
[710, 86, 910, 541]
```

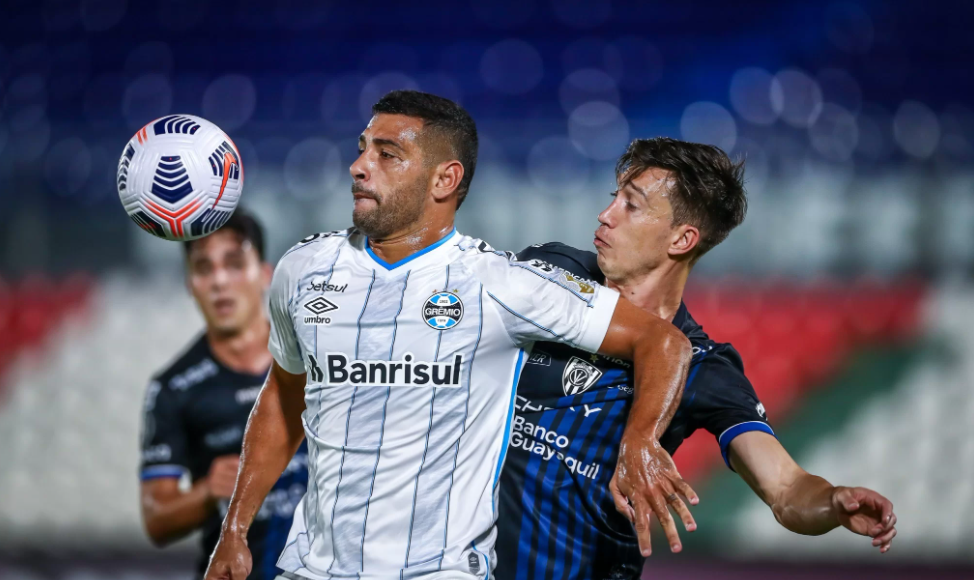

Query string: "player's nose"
[597, 203, 615, 228]
[349, 150, 369, 182]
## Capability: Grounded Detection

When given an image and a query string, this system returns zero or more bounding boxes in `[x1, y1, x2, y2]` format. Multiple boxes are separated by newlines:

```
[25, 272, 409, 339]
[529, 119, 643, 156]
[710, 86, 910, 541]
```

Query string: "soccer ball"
[117, 114, 243, 241]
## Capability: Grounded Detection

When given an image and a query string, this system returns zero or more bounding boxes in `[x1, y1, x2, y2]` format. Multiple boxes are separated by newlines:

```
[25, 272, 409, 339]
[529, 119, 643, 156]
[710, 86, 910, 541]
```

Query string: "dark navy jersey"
[496, 243, 774, 580]
[140, 334, 308, 580]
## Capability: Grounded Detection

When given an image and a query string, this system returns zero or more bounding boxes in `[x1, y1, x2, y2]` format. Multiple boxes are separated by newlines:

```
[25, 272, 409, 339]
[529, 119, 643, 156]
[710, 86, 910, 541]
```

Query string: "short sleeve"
[140, 380, 190, 480]
[267, 256, 306, 375]
[478, 254, 619, 353]
[683, 353, 775, 470]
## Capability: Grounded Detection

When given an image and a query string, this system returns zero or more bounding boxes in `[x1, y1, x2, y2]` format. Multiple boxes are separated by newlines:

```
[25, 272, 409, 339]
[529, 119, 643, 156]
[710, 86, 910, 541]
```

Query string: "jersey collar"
[364, 227, 458, 271]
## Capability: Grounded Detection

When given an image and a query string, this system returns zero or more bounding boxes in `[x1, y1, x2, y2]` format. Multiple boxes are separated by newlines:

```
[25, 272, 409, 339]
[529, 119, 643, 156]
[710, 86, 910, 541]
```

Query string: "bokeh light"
[568, 101, 630, 161]
[480, 39, 544, 95]
[607, 36, 663, 91]
[122, 74, 172, 130]
[559, 69, 619, 116]
[201, 74, 257, 131]
[894, 100, 941, 159]
[284, 138, 343, 201]
[681, 101, 737, 152]
[730, 67, 778, 125]
[527, 135, 592, 195]
[816, 68, 862, 114]
[809, 104, 858, 162]
[771, 69, 823, 128]
[358, 72, 419, 122]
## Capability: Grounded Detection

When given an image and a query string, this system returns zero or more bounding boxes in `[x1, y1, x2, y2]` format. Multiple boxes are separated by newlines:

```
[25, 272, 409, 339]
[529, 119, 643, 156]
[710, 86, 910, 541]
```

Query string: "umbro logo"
[304, 296, 338, 325]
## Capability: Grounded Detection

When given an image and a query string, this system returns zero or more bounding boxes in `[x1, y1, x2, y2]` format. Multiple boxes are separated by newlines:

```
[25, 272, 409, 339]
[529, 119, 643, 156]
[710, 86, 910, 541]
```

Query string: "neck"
[606, 260, 690, 322]
[207, 315, 272, 376]
[367, 220, 455, 265]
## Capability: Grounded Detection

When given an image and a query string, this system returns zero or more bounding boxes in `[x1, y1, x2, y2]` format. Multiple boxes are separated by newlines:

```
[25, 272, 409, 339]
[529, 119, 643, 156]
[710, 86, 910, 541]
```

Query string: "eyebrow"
[359, 135, 406, 152]
[626, 182, 650, 200]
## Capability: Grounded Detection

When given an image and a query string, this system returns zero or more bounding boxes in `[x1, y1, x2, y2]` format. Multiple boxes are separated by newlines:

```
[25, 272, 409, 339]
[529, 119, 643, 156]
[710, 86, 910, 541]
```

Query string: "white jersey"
[268, 228, 619, 580]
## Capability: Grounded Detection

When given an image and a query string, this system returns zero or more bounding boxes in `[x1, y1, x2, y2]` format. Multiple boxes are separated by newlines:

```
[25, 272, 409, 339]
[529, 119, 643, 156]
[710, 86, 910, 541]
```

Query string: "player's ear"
[668, 224, 699, 259]
[430, 159, 464, 204]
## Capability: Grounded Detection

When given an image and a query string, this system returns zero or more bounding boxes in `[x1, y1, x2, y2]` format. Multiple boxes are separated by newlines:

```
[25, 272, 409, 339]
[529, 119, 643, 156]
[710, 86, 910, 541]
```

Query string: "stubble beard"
[352, 179, 427, 240]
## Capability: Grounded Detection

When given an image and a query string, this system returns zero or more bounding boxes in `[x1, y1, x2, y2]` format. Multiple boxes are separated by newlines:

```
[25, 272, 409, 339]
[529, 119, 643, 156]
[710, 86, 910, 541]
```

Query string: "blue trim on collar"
[364, 228, 457, 271]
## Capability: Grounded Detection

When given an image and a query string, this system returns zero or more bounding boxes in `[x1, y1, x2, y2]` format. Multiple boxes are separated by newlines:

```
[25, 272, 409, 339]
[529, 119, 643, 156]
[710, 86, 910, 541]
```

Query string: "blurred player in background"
[139, 212, 309, 580]
[204, 90, 696, 580]
[496, 138, 898, 580]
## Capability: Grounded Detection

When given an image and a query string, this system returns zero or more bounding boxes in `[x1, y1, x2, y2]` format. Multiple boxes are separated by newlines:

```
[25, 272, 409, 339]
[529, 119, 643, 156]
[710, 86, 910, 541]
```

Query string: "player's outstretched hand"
[204, 531, 252, 580]
[609, 435, 699, 556]
[832, 486, 897, 553]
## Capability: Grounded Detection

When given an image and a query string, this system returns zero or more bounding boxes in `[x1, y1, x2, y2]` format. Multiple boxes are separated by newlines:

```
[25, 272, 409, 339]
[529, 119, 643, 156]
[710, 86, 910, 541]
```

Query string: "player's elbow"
[144, 518, 176, 547]
[638, 321, 692, 365]
[141, 508, 184, 547]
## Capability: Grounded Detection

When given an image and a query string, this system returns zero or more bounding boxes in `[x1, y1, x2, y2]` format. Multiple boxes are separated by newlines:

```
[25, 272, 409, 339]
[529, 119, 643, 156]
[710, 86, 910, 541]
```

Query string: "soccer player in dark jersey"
[139, 212, 309, 580]
[496, 138, 898, 580]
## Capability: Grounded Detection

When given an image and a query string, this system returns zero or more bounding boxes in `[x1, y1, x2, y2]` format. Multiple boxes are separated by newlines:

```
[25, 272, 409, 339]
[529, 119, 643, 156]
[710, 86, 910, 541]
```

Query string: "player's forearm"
[598, 300, 692, 438]
[625, 327, 691, 439]
[142, 480, 216, 546]
[772, 472, 840, 535]
[222, 373, 305, 537]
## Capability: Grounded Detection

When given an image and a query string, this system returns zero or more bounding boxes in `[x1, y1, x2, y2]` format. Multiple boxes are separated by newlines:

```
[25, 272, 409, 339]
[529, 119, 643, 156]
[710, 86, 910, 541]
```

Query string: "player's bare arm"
[140, 454, 239, 546]
[598, 297, 697, 556]
[205, 362, 307, 580]
[729, 431, 897, 552]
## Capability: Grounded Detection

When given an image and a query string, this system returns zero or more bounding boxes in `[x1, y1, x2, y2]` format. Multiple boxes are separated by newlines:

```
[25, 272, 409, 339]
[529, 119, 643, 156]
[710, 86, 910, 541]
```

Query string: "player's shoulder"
[679, 304, 751, 386]
[151, 333, 220, 394]
[279, 227, 357, 266]
[515, 242, 603, 283]
[273, 227, 358, 284]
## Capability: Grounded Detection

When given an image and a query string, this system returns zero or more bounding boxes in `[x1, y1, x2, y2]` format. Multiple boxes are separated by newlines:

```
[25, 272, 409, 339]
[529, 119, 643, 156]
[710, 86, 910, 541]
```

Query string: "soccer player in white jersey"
[205, 91, 697, 580]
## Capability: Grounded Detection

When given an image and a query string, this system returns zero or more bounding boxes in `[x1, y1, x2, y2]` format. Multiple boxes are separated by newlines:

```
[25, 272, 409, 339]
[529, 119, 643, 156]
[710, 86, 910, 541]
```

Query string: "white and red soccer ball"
[117, 114, 243, 241]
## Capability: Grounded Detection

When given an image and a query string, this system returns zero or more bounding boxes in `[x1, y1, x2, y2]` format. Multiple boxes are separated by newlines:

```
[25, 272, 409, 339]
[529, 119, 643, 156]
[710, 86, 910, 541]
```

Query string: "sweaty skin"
[204, 111, 695, 580]
[595, 165, 896, 554]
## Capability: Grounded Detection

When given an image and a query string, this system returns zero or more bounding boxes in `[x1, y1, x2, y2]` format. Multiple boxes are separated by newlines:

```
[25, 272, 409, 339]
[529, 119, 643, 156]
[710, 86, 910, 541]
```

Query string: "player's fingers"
[835, 488, 860, 512]
[881, 538, 894, 553]
[610, 479, 634, 523]
[631, 498, 654, 557]
[879, 498, 894, 526]
[649, 492, 682, 553]
[872, 527, 896, 547]
[674, 478, 700, 506]
[668, 494, 697, 532]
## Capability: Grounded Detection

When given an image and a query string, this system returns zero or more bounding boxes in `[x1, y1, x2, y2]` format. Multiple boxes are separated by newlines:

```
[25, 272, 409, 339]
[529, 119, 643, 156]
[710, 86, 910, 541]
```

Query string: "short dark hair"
[615, 137, 747, 259]
[372, 90, 479, 209]
[183, 210, 265, 262]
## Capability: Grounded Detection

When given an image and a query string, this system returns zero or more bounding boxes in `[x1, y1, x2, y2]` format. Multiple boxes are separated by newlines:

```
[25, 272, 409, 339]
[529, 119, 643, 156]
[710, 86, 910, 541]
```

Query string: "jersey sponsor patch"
[423, 291, 463, 330]
[562, 355, 603, 396]
[325, 353, 463, 387]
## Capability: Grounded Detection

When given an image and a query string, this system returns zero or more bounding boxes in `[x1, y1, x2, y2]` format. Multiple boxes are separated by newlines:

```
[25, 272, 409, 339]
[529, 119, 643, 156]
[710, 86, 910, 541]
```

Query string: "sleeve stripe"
[486, 291, 567, 342]
[140, 465, 188, 480]
[718, 421, 776, 471]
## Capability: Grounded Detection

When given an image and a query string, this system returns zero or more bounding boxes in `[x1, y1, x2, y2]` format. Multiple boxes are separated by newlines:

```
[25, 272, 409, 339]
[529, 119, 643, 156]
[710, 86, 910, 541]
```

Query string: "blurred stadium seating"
[1, 0, 972, 578]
